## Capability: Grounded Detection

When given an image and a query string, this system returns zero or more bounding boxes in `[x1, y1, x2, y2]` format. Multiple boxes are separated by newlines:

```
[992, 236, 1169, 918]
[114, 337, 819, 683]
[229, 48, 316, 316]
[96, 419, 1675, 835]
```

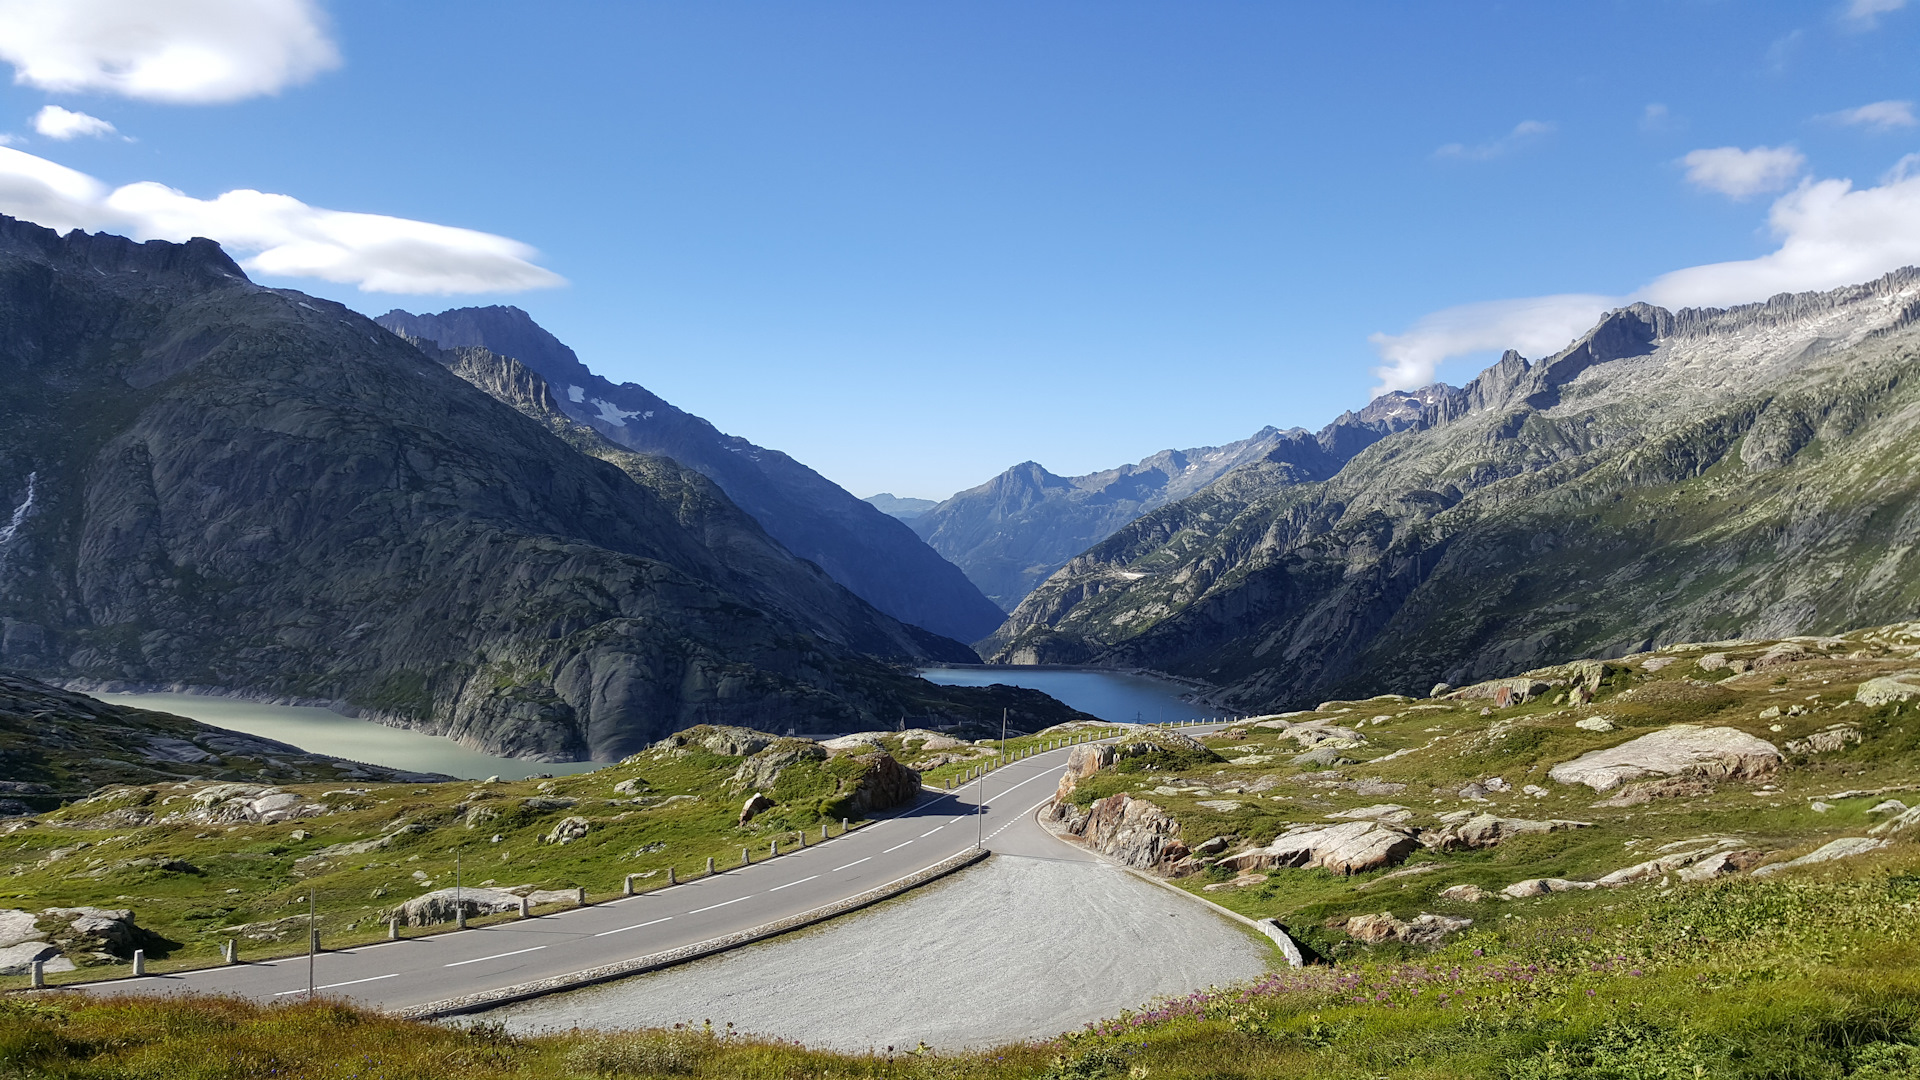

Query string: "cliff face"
[375, 306, 1006, 646]
[989, 269, 1920, 709]
[0, 217, 1064, 761]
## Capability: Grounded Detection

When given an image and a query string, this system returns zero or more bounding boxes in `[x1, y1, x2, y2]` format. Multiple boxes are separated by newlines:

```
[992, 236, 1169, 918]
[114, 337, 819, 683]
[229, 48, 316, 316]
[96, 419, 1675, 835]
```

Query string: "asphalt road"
[72, 732, 1184, 1012]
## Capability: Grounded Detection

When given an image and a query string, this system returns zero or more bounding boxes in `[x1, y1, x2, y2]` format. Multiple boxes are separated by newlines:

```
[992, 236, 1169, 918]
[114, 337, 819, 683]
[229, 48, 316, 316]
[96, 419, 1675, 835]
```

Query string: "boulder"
[41, 907, 155, 959]
[1342, 912, 1472, 946]
[1857, 674, 1920, 707]
[0, 941, 66, 975]
[1697, 653, 1729, 672]
[1575, 717, 1615, 733]
[543, 816, 591, 844]
[1785, 726, 1862, 755]
[1064, 794, 1189, 870]
[1222, 820, 1419, 876]
[1502, 878, 1597, 898]
[1870, 806, 1920, 836]
[1593, 776, 1714, 808]
[391, 887, 523, 926]
[839, 753, 921, 815]
[1292, 747, 1356, 768]
[1327, 804, 1414, 824]
[1426, 814, 1591, 850]
[1869, 800, 1908, 815]
[1438, 883, 1488, 902]
[738, 793, 775, 825]
[899, 730, 967, 751]
[1752, 836, 1891, 877]
[818, 732, 889, 753]
[611, 778, 647, 795]
[1676, 849, 1767, 882]
[1054, 743, 1116, 801]
[0, 909, 42, 948]
[522, 797, 576, 811]
[1546, 725, 1782, 792]
[1753, 642, 1810, 669]
[730, 739, 828, 791]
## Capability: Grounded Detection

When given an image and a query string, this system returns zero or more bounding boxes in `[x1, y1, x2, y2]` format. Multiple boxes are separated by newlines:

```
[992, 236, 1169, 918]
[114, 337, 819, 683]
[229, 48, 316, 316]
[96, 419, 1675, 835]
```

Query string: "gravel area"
[482, 853, 1274, 1051]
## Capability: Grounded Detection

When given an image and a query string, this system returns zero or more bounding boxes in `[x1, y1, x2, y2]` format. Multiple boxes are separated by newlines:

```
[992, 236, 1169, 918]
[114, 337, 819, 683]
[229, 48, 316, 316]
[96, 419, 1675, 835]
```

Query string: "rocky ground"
[1039, 620, 1920, 961]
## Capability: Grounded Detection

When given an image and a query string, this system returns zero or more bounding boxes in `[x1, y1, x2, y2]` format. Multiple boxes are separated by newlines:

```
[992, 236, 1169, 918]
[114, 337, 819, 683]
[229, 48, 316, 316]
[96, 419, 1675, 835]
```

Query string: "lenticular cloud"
[0, 146, 564, 295]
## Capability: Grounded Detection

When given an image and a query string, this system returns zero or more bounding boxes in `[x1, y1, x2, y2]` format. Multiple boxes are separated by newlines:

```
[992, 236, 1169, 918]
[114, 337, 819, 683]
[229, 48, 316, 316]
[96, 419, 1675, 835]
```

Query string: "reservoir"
[85, 692, 597, 781]
[919, 665, 1212, 725]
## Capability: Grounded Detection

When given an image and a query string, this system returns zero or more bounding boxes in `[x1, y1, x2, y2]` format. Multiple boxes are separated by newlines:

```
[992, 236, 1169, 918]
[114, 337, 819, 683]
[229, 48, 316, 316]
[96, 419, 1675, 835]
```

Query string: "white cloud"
[0, 0, 338, 104]
[31, 104, 115, 140]
[1825, 100, 1917, 131]
[1435, 120, 1556, 161]
[1681, 145, 1806, 198]
[1845, 0, 1907, 27]
[1371, 159, 1920, 392]
[1368, 294, 1616, 393]
[0, 145, 564, 294]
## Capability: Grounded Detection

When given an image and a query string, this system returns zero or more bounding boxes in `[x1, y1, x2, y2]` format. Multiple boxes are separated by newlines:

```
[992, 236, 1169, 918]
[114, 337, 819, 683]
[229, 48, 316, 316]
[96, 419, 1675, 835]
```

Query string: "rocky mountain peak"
[0, 214, 248, 289]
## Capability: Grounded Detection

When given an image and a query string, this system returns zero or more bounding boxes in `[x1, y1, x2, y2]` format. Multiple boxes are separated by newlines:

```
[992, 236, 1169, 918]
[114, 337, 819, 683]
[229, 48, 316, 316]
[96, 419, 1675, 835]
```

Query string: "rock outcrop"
[1752, 837, 1891, 877]
[1341, 912, 1472, 946]
[1220, 820, 1419, 876]
[1547, 726, 1782, 792]
[837, 753, 921, 816]
[1050, 793, 1189, 870]
[1856, 674, 1920, 706]
[1424, 813, 1592, 850]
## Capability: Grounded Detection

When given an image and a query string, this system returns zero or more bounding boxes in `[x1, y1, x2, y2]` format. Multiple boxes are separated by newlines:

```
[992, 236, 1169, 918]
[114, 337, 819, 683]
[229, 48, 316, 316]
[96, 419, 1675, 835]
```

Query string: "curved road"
[73, 732, 1201, 1013]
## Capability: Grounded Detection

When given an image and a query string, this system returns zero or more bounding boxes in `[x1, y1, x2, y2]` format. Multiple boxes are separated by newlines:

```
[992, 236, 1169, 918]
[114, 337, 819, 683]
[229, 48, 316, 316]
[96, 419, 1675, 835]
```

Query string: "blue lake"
[918, 666, 1219, 725]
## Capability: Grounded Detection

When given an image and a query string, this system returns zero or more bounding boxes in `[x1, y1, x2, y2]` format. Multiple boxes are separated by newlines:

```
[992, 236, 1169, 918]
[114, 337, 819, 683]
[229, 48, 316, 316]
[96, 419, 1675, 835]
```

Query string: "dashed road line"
[273, 973, 400, 996]
[687, 896, 751, 915]
[882, 840, 913, 853]
[768, 875, 819, 892]
[594, 917, 672, 938]
[446, 946, 547, 968]
[831, 857, 871, 872]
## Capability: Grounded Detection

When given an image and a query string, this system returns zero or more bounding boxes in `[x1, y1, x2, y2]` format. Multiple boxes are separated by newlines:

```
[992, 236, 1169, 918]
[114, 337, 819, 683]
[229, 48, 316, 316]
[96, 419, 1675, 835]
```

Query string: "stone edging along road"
[390, 846, 992, 1020]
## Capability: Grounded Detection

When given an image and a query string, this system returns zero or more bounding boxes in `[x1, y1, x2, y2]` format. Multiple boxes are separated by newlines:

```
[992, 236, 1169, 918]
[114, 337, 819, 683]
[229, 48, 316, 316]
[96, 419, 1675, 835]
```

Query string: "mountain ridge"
[375, 306, 1006, 645]
[985, 268, 1920, 710]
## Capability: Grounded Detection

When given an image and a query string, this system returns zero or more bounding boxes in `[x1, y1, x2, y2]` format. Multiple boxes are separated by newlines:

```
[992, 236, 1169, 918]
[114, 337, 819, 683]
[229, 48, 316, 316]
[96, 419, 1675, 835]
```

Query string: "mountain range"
[0, 216, 1083, 762]
[374, 306, 1006, 645]
[986, 269, 1920, 710]
[912, 390, 1453, 612]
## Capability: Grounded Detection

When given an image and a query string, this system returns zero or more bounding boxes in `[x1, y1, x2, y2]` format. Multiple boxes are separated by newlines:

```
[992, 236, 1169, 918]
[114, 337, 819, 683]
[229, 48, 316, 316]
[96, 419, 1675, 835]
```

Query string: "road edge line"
[389, 846, 991, 1020]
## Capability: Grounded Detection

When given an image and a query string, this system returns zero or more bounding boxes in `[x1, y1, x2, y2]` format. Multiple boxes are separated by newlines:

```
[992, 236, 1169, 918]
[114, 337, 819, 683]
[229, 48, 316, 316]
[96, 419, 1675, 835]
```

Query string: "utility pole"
[307, 885, 315, 997]
[975, 746, 985, 849]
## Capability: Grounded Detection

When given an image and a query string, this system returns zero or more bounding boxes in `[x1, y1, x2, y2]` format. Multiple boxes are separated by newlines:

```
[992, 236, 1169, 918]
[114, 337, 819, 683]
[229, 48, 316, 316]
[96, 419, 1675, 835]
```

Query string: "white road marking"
[273, 972, 400, 996]
[882, 840, 913, 853]
[831, 857, 871, 872]
[768, 875, 819, 892]
[920, 825, 944, 837]
[687, 896, 750, 914]
[594, 917, 672, 937]
[445, 945, 547, 968]
[342, 940, 402, 952]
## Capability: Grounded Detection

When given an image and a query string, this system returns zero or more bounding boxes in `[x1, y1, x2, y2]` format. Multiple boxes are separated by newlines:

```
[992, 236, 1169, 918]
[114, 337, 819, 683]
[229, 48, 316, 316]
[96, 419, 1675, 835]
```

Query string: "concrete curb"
[391, 845, 992, 1020]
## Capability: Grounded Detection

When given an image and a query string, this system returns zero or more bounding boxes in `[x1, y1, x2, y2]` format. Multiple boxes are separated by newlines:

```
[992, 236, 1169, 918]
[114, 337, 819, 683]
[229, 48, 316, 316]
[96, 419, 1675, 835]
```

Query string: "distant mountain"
[914, 411, 1435, 612]
[863, 493, 936, 520]
[375, 307, 1006, 645]
[987, 270, 1920, 712]
[0, 217, 1082, 762]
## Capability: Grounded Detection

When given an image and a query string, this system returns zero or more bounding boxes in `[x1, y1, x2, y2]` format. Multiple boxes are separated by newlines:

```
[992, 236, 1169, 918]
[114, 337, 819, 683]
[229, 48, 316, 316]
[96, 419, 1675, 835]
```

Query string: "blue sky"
[3, 2, 1920, 499]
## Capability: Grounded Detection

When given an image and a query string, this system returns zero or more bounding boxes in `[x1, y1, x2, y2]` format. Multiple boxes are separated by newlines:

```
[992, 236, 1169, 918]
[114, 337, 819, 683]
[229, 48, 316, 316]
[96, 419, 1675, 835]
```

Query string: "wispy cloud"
[1682, 145, 1807, 199]
[0, 145, 564, 294]
[1434, 120, 1556, 161]
[1824, 100, 1917, 131]
[1844, 0, 1907, 29]
[1371, 155, 1920, 392]
[31, 104, 114, 140]
[0, 0, 338, 104]
[1640, 103, 1679, 132]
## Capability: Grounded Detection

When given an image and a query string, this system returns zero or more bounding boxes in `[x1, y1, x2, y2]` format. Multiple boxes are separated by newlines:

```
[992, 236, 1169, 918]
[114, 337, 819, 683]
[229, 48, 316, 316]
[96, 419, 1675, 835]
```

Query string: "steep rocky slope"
[375, 306, 1005, 644]
[989, 270, 1920, 711]
[919, 396, 1451, 613]
[0, 217, 1076, 762]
